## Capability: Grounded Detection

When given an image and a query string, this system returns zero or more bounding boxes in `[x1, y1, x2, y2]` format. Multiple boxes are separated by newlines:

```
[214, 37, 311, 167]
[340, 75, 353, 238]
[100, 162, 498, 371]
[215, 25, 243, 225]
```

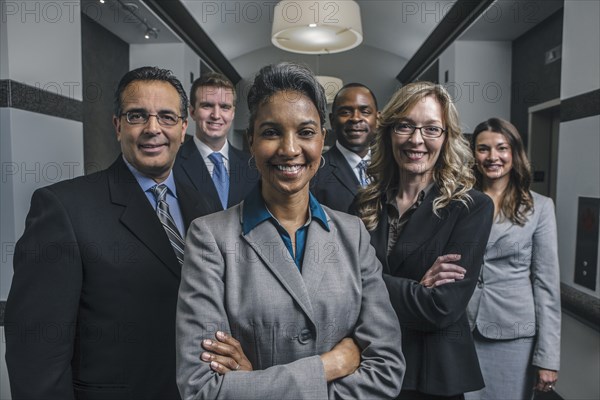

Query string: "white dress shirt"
[193, 136, 230, 176]
[336, 142, 371, 183]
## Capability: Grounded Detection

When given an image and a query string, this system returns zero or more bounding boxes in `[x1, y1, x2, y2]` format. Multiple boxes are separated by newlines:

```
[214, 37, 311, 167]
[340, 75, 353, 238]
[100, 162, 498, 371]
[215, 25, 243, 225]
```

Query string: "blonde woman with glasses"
[354, 81, 494, 400]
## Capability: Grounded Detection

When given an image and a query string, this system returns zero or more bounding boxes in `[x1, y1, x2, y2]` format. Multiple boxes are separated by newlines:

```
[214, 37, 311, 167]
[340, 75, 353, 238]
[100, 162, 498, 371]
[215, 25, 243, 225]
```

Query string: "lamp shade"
[316, 76, 343, 104]
[272, 1, 363, 54]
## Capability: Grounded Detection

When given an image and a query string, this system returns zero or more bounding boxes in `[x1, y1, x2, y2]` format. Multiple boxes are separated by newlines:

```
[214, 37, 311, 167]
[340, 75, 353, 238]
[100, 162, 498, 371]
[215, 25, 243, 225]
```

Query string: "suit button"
[298, 328, 312, 344]
[477, 281, 484, 288]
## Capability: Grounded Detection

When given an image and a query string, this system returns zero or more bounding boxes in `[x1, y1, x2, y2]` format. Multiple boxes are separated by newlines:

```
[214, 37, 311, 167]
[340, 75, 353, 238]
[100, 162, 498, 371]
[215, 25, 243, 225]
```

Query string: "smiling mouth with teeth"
[276, 165, 303, 172]
[405, 151, 425, 157]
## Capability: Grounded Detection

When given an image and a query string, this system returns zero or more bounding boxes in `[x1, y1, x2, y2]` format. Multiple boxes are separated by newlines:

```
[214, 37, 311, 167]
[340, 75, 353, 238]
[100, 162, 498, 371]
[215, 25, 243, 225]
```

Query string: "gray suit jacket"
[176, 203, 405, 399]
[467, 192, 561, 370]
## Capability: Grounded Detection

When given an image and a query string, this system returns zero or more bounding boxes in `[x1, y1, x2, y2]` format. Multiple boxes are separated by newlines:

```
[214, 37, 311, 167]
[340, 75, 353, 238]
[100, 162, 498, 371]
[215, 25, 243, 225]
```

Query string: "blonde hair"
[356, 81, 475, 231]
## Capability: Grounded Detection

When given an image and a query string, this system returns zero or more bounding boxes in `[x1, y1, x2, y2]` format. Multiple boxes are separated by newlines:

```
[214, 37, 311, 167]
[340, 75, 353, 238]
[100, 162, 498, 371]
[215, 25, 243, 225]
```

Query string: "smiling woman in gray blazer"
[466, 118, 561, 400]
[175, 62, 405, 400]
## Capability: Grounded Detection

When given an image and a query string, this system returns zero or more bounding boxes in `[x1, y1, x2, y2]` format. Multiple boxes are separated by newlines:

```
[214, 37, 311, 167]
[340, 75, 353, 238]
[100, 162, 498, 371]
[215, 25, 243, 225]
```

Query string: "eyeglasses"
[393, 123, 446, 139]
[121, 111, 183, 127]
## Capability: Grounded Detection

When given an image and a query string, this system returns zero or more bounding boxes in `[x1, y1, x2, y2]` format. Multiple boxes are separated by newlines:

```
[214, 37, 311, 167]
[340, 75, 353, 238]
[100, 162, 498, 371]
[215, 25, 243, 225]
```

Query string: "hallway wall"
[554, 1, 600, 398]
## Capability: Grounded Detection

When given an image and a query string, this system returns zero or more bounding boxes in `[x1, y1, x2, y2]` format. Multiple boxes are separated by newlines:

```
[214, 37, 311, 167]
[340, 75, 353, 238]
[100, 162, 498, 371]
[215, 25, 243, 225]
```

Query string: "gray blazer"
[467, 191, 561, 370]
[176, 203, 405, 399]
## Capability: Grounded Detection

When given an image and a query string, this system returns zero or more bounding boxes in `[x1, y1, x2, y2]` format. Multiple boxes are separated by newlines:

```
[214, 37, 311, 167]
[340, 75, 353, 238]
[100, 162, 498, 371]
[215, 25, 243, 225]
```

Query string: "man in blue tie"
[174, 72, 258, 211]
[312, 83, 379, 212]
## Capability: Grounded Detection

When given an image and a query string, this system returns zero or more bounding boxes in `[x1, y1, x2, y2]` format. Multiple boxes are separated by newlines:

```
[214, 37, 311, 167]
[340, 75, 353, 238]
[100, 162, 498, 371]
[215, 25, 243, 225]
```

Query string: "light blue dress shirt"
[123, 156, 185, 236]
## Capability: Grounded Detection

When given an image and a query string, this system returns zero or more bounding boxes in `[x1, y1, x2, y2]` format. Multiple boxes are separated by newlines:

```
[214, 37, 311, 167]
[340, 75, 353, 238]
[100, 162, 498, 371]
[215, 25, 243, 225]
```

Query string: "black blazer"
[4, 156, 214, 400]
[173, 138, 259, 210]
[311, 145, 360, 213]
[369, 187, 493, 396]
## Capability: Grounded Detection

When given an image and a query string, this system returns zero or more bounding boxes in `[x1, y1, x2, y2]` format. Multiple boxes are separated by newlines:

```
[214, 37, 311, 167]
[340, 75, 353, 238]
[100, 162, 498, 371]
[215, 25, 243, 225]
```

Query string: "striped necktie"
[151, 184, 185, 266]
[209, 152, 229, 209]
[357, 160, 370, 187]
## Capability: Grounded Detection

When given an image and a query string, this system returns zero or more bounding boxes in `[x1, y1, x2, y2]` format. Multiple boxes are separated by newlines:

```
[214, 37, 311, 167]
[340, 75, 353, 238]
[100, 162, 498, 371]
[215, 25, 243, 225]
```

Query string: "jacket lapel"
[329, 147, 360, 195]
[240, 208, 316, 325]
[180, 140, 223, 210]
[108, 157, 181, 279]
[300, 217, 330, 306]
[176, 180, 220, 232]
[387, 187, 443, 276]
[227, 147, 244, 207]
[486, 217, 511, 246]
[370, 210, 391, 273]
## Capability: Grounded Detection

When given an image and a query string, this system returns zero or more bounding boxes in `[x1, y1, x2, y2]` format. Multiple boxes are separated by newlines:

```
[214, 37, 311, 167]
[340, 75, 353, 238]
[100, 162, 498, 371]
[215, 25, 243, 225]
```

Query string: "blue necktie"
[209, 152, 229, 209]
[151, 184, 185, 266]
[357, 160, 369, 187]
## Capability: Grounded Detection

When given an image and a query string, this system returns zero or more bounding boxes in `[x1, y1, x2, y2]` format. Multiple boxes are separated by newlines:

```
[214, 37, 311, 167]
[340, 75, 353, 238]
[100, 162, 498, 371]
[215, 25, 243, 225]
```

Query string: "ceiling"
[178, 0, 563, 104]
[86, 0, 564, 106]
[181, 0, 457, 61]
[180, 0, 458, 104]
[81, 0, 181, 44]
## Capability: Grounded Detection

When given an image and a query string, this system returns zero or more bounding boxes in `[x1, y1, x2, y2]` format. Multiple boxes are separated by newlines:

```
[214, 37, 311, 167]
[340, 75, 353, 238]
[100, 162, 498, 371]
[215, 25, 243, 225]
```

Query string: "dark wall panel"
[511, 9, 563, 145]
[81, 13, 129, 173]
[418, 60, 439, 84]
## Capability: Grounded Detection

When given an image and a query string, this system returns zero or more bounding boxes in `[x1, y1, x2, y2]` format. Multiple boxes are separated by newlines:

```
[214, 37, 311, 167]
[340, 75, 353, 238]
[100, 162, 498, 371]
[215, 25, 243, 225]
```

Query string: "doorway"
[528, 99, 560, 201]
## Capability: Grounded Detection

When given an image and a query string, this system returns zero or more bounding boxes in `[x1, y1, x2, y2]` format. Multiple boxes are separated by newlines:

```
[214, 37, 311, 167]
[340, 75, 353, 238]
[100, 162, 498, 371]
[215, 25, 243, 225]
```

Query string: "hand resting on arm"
[202, 331, 361, 382]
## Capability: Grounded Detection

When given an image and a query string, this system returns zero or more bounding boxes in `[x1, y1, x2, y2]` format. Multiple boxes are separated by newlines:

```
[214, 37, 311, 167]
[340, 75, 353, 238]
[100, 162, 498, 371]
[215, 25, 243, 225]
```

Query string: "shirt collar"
[385, 182, 434, 209]
[194, 135, 229, 160]
[242, 184, 330, 235]
[122, 155, 178, 198]
[336, 141, 371, 167]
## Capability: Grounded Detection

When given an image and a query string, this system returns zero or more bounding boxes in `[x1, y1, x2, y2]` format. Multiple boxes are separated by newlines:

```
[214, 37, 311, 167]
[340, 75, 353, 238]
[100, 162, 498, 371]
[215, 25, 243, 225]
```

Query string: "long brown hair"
[472, 118, 533, 226]
[356, 81, 475, 231]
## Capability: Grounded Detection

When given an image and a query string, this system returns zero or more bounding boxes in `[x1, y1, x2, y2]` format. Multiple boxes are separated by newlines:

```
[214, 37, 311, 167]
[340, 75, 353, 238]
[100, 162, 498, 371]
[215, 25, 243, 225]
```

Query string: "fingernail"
[211, 361, 219, 369]
[201, 352, 211, 361]
[216, 331, 226, 340]
[204, 339, 213, 346]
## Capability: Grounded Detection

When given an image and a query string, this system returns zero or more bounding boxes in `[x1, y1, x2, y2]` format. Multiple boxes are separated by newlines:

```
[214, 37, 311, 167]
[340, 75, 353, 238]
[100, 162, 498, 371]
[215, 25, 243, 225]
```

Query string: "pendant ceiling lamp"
[272, 0, 363, 54]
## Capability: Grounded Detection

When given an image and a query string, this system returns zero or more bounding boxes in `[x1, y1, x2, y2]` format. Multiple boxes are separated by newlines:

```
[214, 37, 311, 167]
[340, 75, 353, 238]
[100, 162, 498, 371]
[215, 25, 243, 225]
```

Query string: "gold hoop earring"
[319, 155, 326, 169]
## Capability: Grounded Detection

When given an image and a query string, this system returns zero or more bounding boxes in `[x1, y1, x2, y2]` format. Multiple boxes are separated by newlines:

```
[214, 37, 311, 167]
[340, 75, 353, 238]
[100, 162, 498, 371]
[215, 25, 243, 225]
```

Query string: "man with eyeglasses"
[311, 83, 379, 212]
[174, 72, 258, 211]
[5, 67, 214, 399]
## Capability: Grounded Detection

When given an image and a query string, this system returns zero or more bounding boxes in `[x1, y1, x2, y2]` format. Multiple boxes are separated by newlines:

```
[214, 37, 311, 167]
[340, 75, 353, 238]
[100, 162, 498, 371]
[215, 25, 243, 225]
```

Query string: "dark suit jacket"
[368, 187, 493, 396]
[311, 145, 360, 213]
[4, 156, 214, 400]
[173, 139, 259, 210]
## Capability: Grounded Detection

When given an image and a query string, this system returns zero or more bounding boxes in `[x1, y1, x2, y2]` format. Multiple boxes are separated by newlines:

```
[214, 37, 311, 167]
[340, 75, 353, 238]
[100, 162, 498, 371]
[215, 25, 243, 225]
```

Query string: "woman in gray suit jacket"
[354, 82, 494, 399]
[466, 118, 561, 399]
[175, 62, 405, 400]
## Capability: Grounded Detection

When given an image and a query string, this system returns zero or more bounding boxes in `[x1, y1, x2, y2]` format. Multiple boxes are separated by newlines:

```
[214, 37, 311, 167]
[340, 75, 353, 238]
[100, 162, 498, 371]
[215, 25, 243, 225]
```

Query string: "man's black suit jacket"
[173, 138, 259, 210]
[4, 156, 214, 400]
[311, 145, 360, 213]
[368, 186, 494, 396]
